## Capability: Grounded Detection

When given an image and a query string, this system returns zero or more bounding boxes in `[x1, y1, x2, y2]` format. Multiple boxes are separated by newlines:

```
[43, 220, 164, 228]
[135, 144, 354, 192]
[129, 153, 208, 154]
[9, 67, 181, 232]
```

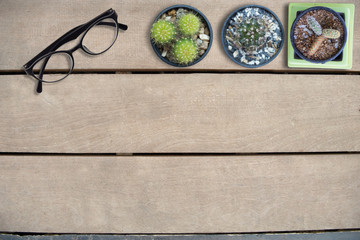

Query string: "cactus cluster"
[306, 16, 341, 56]
[237, 17, 267, 50]
[151, 11, 202, 65]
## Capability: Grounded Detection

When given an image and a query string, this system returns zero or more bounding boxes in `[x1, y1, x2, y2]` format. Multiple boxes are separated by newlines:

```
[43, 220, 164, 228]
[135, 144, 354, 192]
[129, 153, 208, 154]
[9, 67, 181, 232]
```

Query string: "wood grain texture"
[0, 154, 359, 233]
[0, 0, 358, 72]
[0, 74, 359, 153]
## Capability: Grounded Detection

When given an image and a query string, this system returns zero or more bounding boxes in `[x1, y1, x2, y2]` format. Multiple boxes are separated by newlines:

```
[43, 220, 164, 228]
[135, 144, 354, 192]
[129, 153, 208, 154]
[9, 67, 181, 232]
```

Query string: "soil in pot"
[293, 9, 344, 61]
[150, 7, 211, 66]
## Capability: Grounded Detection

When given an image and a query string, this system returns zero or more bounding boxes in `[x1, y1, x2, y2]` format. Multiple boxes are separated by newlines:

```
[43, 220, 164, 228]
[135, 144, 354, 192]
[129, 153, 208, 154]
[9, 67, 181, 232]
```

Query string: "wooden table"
[0, 0, 359, 235]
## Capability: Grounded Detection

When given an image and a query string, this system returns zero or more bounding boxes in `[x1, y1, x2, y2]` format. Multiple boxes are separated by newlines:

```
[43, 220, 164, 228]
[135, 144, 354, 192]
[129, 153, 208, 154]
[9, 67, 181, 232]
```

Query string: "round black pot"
[150, 5, 213, 67]
[221, 5, 285, 68]
[290, 6, 347, 64]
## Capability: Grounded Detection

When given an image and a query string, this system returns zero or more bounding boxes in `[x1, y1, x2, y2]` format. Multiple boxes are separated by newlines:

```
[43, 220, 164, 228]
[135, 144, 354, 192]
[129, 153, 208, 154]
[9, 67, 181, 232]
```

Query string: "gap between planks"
[1, 152, 360, 157]
[1, 70, 360, 75]
[1, 229, 360, 237]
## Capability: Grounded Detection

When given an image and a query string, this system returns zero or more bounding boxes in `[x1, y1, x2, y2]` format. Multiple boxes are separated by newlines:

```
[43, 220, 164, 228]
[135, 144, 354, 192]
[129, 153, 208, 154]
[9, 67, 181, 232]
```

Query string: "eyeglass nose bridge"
[68, 44, 82, 53]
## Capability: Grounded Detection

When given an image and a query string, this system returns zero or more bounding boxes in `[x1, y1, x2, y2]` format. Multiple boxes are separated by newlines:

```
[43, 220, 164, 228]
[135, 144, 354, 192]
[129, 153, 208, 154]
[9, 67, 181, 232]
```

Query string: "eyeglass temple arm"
[97, 22, 128, 30]
[36, 56, 50, 93]
[118, 23, 128, 31]
[48, 21, 128, 52]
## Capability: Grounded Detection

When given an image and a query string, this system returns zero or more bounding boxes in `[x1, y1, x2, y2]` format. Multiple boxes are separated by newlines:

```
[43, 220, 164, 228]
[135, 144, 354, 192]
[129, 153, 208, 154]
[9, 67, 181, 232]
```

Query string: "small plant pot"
[221, 5, 284, 68]
[290, 6, 347, 64]
[150, 5, 213, 67]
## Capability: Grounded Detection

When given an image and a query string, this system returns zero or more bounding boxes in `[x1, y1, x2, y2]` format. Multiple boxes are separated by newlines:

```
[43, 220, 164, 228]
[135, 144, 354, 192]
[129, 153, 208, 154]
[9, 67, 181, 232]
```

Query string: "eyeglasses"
[23, 8, 127, 93]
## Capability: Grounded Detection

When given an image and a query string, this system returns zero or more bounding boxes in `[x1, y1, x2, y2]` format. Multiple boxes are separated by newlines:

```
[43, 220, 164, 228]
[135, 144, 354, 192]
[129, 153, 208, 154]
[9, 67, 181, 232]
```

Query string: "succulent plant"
[306, 16, 322, 35]
[151, 20, 176, 44]
[306, 16, 341, 56]
[173, 38, 198, 64]
[308, 28, 340, 56]
[322, 28, 341, 39]
[237, 17, 267, 52]
[178, 13, 200, 35]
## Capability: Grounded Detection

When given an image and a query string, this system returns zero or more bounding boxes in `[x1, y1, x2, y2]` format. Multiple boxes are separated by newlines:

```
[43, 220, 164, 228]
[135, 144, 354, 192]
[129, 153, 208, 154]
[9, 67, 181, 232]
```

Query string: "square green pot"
[288, 3, 354, 69]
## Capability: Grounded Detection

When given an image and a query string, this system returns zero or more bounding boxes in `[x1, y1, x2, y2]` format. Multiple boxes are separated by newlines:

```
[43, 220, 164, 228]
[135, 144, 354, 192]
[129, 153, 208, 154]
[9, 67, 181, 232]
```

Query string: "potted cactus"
[290, 6, 347, 63]
[221, 5, 284, 68]
[150, 5, 213, 67]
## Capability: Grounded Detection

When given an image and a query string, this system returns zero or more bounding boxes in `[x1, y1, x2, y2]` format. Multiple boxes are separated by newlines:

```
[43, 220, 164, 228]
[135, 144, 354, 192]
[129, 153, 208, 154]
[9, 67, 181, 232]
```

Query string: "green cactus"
[173, 38, 198, 64]
[322, 29, 340, 39]
[308, 28, 341, 56]
[307, 16, 322, 35]
[308, 35, 325, 56]
[237, 17, 267, 51]
[151, 20, 176, 44]
[178, 14, 200, 35]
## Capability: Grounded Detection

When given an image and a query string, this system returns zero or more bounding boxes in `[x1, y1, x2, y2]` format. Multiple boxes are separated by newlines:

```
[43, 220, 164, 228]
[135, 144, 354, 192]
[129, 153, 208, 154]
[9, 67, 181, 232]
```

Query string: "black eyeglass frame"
[23, 8, 127, 92]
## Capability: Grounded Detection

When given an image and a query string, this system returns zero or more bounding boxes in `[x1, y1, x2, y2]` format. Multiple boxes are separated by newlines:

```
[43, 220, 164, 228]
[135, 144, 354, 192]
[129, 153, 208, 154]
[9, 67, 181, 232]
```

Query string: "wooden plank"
[1, 74, 359, 153]
[0, 0, 358, 72]
[1, 232, 360, 240]
[0, 154, 359, 233]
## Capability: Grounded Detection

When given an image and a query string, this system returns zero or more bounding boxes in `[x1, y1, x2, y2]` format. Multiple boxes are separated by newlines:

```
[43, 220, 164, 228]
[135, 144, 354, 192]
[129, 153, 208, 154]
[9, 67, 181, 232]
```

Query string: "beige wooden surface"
[0, 0, 358, 72]
[0, 74, 359, 153]
[0, 0, 359, 235]
[1, 154, 359, 233]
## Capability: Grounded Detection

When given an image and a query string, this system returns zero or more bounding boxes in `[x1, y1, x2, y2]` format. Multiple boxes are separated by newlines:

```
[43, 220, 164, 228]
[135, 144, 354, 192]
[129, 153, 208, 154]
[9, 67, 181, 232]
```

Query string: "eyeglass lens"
[82, 18, 119, 55]
[33, 52, 73, 83]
